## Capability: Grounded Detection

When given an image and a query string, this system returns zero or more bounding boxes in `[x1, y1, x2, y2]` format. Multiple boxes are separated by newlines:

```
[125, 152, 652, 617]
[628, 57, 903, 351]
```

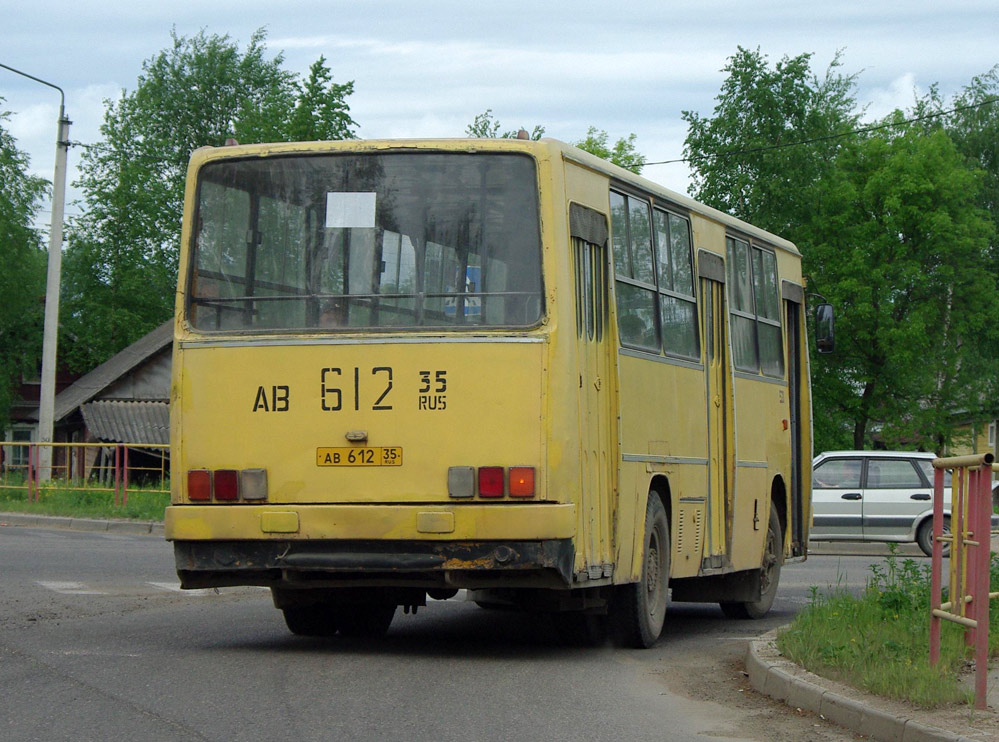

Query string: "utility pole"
[0, 63, 70, 481]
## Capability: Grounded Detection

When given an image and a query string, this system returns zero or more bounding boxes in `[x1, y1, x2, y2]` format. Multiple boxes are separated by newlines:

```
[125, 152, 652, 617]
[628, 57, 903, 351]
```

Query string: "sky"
[2, 0, 997, 225]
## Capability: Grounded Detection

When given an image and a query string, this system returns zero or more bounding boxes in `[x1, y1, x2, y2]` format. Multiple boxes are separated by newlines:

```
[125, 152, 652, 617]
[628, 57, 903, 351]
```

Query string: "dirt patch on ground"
[659, 640, 866, 741]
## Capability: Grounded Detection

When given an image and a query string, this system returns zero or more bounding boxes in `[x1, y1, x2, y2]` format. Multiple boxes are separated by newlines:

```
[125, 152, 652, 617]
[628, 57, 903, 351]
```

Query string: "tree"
[683, 48, 998, 451]
[466, 109, 545, 141]
[933, 66, 999, 260]
[0, 103, 47, 431]
[465, 110, 645, 173]
[800, 122, 997, 450]
[289, 55, 358, 141]
[572, 127, 646, 174]
[682, 47, 859, 237]
[63, 29, 357, 371]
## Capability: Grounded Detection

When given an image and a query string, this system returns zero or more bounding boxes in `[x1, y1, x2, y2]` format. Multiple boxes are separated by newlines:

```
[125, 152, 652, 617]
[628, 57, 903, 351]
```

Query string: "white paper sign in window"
[325, 192, 377, 229]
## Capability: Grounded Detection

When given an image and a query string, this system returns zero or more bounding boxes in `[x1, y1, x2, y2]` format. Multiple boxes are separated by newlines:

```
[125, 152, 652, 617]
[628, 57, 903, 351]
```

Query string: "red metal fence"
[0, 441, 169, 506]
[929, 453, 997, 710]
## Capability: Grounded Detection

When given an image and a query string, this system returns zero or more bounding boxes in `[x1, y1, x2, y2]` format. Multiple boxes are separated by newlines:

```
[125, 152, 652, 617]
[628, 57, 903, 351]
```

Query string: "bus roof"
[188, 137, 800, 257]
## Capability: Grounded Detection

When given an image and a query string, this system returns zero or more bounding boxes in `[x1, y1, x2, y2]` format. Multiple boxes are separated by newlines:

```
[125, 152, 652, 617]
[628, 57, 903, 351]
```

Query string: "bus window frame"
[184, 151, 548, 336]
[609, 187, 700, 362]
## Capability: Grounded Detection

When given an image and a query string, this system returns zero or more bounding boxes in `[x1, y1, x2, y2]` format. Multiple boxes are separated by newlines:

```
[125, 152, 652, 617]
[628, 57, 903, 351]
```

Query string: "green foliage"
[465, 110, 644, 172]
[0, 482, 169, 521]
[802, 123, 998, 449]
[572, 127, 646, 174]
[928, 66, 999, 261]
[683, 46, 859, 237]
[289, 55, 358, 141]
[0, 103, 47, 430]
[685, 47, 999, 451]
[778, 547, 999, 707]
[465, 109, 545, 140]
[62, 29, 357, 372]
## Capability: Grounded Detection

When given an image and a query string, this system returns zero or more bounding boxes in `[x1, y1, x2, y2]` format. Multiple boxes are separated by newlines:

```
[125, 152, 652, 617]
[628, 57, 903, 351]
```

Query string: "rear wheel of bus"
[719, 505, 782, 619]
[614, 493, 669, 648]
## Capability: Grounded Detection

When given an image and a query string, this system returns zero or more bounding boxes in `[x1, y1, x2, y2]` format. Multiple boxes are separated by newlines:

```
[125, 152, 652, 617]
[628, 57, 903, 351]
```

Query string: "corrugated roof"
[52, 321, 173, 422]
[80, 400, 170, 445]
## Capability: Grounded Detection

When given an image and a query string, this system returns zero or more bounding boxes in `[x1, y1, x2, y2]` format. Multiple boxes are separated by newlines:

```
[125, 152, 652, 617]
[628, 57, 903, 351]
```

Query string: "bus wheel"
[614, 494, 669, 648]
[553, 611, 609, 647]
[337, 604, 397, 638]
[720, 506, 782, 620]
[282, 605, 340, 637]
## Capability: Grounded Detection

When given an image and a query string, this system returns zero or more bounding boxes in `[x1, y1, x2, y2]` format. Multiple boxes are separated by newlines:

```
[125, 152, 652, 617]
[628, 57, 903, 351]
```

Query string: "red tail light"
[188, 470, 212, 501]
[213, 470, 240, 501]
[186, 468, 267, 502]
[508, 467, 535, 497]
[478, 467, 505, 497]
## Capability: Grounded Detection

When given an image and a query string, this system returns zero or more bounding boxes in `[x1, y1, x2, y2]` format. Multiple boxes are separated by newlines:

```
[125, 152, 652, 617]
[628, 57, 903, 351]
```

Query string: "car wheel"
[916, 516, 951, 558]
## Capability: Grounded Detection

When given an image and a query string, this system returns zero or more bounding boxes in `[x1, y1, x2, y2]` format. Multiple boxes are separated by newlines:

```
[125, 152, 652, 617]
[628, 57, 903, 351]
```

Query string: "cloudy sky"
[3, 0, 996, 222]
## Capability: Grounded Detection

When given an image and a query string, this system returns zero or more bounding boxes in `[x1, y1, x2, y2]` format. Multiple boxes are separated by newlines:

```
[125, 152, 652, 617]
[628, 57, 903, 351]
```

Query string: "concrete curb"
[747, 630, 980, 742]
[0, 511, 164, 536]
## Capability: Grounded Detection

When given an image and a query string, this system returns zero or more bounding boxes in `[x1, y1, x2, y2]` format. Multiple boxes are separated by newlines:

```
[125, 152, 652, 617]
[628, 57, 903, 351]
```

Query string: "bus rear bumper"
[166, 502, 578, 590]
[173, 538, 575, 590]
[165, 502, 575, 541]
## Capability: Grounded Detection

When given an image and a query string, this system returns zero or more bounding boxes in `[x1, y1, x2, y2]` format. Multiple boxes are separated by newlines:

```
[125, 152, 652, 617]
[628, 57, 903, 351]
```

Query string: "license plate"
[317, 447, 403, 467]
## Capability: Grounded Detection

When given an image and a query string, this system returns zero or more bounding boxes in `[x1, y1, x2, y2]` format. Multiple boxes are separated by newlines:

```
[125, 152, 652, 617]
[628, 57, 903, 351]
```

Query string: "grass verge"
[0, 482, 168, 522]
[777, 546, 999, 707]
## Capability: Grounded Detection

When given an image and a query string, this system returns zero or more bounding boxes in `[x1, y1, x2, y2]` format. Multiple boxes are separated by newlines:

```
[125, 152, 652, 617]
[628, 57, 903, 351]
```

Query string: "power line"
[645, 95, 999, 167]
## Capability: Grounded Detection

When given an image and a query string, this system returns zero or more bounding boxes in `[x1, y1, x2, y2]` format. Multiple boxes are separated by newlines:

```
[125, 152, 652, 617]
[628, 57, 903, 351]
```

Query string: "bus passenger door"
[784, 295, 806, 556]
[572, 227, 614, 579]
[700, 270, 732, 566]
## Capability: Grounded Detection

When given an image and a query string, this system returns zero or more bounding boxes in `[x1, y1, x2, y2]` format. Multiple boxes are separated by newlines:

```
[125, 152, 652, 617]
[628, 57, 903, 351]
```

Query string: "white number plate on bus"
[316, 447, 403, 467]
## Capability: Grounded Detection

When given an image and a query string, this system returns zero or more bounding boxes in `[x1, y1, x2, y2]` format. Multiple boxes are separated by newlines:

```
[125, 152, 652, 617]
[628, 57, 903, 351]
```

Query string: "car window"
[915, 459, 952, 487]
[866, 459, 922, 489]
[813, 458, 862, 489]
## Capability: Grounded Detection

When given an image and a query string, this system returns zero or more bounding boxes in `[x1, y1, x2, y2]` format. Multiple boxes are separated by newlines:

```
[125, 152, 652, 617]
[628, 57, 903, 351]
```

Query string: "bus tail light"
[447, 466, 475, 498]
[477, 467, 505, 498]
[508, 467, 535, 497]
[186, 468, 268, 502]
[241, 468, 268, 500]
[214, 470, 240, 501]
[188, 470, 212, 501]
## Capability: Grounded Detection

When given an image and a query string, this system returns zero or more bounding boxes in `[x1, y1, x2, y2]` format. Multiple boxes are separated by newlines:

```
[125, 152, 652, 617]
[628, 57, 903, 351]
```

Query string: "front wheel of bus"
[614, 493, 669, 648]
[282, 605, 340, 637]
[720, 506, 782, 620]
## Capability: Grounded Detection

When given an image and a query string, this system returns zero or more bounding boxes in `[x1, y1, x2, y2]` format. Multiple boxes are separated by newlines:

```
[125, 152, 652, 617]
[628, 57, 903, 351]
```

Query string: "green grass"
[0, 481, 168, 522]
[777, 546, 999, 708]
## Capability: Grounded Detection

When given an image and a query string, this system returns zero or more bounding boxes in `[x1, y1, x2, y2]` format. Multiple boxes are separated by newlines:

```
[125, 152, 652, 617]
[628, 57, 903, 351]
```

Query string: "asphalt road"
[0, 526, 902, 742]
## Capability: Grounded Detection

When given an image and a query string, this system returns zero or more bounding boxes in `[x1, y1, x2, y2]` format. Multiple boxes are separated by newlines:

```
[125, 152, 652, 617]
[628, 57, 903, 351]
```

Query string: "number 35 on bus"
[165, 137, 833, 646]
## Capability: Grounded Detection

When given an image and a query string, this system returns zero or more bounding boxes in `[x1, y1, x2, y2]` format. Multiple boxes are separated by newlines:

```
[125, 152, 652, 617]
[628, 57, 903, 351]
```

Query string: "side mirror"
[815, 303, 835, 354]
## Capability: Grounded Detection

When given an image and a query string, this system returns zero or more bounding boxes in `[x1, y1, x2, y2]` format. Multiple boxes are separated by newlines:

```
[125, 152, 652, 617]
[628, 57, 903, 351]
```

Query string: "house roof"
[81, 400, 169, 445]
[52, 320, 173, 423]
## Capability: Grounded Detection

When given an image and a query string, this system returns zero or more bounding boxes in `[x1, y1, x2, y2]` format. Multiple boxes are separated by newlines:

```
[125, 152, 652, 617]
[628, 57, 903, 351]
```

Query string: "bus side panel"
[616, 354, 708, 579]
[730, 378, 790, 571]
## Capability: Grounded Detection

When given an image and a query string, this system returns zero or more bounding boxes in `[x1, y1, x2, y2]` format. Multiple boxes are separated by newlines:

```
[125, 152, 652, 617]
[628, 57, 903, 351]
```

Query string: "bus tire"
[614, 493, 669, 648]
[720, 506, 782, 620]
[282, 605, 340, 637]
[553, 611, 609, 647]
[337, 604, 397, 638]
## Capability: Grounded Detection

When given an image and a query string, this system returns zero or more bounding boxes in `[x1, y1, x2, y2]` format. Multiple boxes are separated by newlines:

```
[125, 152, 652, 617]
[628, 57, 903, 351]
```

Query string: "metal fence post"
[931, 453, 995, 711]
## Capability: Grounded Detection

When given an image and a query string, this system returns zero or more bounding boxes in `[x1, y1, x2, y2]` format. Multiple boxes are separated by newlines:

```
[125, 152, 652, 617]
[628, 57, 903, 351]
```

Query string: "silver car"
[810, 450, 954, 556]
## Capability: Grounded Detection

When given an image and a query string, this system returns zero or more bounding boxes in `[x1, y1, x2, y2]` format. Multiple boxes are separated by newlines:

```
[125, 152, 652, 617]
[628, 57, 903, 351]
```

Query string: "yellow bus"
[166, 137, 822, 647]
